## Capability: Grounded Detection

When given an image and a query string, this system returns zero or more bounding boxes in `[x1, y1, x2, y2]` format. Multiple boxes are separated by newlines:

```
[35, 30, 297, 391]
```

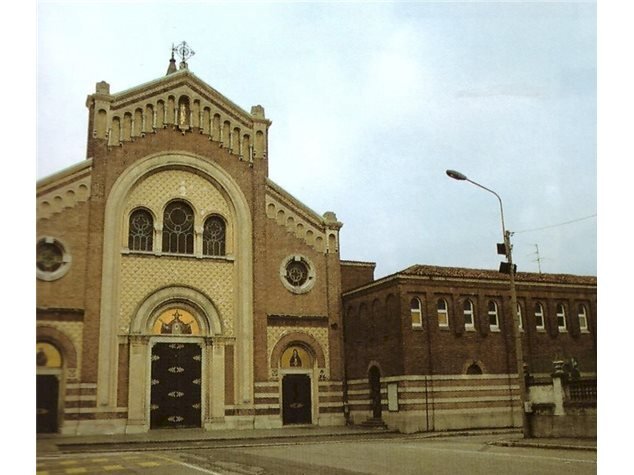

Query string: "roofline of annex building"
[342, 264, 597, 298]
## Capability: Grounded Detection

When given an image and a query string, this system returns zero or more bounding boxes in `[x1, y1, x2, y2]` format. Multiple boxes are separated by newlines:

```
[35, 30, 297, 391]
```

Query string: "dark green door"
[282, 374, 312, 424]
[36, 375, 59, 433]
[150, 342, 201, 429]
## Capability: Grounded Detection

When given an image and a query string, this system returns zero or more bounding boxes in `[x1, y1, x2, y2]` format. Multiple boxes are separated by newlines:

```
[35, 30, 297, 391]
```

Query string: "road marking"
[153, 453, 223, 475]
[102, 465, 124, 471]
[138, 461, 161, 467]
[398, 444, 596, 464]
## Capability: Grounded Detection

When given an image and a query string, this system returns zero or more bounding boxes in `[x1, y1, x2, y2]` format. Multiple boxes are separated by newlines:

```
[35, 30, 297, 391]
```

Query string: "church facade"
[36, 52, 596, 436]
[37, 54, 345, 435]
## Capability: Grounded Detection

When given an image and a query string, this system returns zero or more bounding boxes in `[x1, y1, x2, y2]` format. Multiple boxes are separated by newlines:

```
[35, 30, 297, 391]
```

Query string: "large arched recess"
[97, 151, 253, 409]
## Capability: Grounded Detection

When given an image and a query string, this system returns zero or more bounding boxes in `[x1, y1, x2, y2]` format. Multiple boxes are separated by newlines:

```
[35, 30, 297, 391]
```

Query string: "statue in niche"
[179, 103, 187, 127]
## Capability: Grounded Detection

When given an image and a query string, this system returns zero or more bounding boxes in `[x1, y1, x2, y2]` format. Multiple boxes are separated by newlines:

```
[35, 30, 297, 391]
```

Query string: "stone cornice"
[37, 159, 93, 191]
[265, 179, 325, 228]
[267, 314, 329, 326]
[97, 69, 257, 128]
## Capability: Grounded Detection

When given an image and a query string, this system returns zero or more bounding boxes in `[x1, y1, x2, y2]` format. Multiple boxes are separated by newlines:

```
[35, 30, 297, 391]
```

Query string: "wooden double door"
[150, 342, 202, 429]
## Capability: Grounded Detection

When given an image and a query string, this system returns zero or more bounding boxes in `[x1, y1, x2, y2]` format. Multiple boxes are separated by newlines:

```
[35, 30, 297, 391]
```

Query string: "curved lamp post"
[446, 169, 529, 438]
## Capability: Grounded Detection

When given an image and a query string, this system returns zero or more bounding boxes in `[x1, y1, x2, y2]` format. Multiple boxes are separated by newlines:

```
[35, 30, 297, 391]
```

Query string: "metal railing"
[568, 379, 596, 402]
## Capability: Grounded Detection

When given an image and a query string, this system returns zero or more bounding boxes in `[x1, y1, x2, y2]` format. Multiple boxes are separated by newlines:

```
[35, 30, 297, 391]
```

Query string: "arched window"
[128, 208, 153, 252]
[556, 303, 567, 331]
[488, 301, 499, 330]
[517, 303, 523, 331]
[202, 216, 226, 256]
[410, 298, 422, 328]
[463, 299, 474, 329]
[162, 201, 194, 254]
[534, 303, 545, 330]
[578, 304, 589, 332]
[437, 299, 449, 327]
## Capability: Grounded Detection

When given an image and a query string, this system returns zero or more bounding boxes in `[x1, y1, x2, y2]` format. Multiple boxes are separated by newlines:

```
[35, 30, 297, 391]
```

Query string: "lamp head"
[446, 169, 467, 181]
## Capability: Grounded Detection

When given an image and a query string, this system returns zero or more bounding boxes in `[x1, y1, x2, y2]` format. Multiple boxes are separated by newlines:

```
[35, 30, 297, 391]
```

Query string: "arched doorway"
[126, 285, 227, 433]
[368, 366, 382, 419]
[36, 342, 63, 433]
[466, 363, 483, 375]
[280, 345, 313, 425]
[149, 308, 203, 429]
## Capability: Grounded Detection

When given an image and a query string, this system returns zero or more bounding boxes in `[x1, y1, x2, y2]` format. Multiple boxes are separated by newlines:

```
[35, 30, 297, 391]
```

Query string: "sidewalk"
[37, 425, 396, 454]
[37, 426, 596, 455]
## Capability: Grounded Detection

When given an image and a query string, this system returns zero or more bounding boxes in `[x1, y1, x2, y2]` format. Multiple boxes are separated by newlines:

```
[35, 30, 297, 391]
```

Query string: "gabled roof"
[90, 68, 269, 128]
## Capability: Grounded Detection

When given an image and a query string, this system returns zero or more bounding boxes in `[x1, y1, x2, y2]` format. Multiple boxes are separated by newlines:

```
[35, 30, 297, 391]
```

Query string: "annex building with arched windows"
[341, 263, 596, 433]
[36, 52, 596, 436]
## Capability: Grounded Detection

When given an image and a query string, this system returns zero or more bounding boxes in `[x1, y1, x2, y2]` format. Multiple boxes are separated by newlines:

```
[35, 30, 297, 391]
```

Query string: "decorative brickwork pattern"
[118, 168, 236, 335]
[125, 168, 231, 228]
[119, 256, 234, 335]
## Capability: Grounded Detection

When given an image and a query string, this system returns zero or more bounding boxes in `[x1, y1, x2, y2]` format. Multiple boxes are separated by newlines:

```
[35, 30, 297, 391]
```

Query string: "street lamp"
[446, 169, 529, 438]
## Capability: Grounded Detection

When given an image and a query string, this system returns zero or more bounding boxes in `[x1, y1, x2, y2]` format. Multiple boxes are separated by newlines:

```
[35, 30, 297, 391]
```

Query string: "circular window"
[36, 237, 71, 281]
[280, 255, 316, 294]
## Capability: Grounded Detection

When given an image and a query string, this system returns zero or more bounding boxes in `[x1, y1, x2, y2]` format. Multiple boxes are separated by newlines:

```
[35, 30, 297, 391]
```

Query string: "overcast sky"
[36, 1, 597, 278]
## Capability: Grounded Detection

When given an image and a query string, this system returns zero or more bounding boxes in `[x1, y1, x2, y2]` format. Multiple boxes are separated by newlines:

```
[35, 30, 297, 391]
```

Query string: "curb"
[41, 428, 399, 454]
[489, 440, 596, 452]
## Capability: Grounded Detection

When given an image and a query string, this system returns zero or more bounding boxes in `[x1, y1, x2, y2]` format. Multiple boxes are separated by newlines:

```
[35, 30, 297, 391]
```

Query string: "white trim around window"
[410, 298, 423, 329]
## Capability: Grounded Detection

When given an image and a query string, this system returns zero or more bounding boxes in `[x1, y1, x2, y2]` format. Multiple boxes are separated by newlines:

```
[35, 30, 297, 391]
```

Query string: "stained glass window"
[128, 209, 154, 251]
[285, 259, 309, 287]
[162, 201, 194, 254]
[202, 216, 226, 256]
[37, 241, 64, 272]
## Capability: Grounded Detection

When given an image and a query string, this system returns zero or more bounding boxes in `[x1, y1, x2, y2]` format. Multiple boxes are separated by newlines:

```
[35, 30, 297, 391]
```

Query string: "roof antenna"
[529, 244, 549, 274]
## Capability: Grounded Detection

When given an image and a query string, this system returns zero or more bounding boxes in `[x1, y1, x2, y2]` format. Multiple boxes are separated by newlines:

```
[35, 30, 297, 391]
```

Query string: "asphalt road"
[36, 434, 596, 475]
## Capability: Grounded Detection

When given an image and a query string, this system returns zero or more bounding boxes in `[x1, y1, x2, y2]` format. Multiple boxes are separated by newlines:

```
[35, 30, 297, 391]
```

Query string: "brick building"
[36, 53, 345, 435]
[341, 263, 596, 433]
[36, 53, 596, 436]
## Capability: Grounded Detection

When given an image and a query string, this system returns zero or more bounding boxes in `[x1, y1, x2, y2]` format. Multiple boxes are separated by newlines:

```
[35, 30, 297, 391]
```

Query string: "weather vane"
[172, 41, 195, 63]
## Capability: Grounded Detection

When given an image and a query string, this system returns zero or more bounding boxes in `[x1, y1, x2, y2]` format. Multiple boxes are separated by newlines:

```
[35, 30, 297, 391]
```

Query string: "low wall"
[527, 376, 596, 438]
